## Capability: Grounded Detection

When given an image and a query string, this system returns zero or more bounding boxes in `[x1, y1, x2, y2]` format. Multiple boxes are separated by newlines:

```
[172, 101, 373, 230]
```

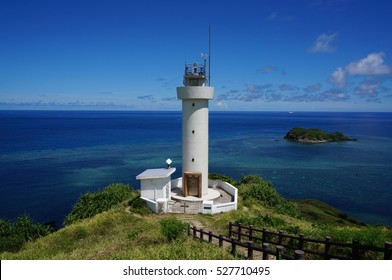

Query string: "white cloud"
[329, 52, 391, 88]
[215, 101, 228, 109]
[354, 81, 380, 97]
[346, 52, 391, 76]
[329, 67, 346, 87]
[309, 33, 337, 53]
[353, 80, 389, 100]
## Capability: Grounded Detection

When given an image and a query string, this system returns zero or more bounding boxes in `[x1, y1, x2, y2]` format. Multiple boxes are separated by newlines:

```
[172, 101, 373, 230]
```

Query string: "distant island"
[284, 127, 357, 144]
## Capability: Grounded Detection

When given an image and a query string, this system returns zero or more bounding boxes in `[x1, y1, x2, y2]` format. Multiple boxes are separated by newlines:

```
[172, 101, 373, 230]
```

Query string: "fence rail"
[189, 226, 305, 260]
[228, 223, 392, 260]
[188, 223, 392, 260]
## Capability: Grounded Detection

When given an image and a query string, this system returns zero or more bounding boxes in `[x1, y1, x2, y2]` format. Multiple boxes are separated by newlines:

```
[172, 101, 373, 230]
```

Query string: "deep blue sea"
[1, 110, 391, 228]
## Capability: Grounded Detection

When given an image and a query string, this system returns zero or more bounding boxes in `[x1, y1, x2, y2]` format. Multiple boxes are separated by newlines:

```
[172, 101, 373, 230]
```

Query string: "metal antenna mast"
[208, 24, 211, 86]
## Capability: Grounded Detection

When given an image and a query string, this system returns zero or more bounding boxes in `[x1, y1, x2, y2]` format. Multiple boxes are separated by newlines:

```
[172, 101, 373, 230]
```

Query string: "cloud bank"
[217, 83, 347, 103]
[217, 52, 391, 106]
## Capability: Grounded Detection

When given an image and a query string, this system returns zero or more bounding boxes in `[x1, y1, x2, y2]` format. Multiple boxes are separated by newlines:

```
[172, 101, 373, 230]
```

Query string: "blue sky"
[1, 0, 392, 111]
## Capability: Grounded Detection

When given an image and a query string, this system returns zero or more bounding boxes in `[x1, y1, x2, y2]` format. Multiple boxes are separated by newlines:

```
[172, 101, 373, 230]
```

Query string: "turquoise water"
[0, 110, 391, 227]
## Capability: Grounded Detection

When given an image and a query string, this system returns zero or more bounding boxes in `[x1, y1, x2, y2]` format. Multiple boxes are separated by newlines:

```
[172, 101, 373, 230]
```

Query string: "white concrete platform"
[170, 187, 221, 202]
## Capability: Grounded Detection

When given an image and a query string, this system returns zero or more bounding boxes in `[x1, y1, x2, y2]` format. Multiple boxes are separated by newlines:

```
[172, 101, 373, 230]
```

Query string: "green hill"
[1, 175, 391, 260]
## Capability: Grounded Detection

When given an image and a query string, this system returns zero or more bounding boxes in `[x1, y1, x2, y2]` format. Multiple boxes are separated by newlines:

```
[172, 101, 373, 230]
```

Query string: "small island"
[284, 127, 357, 144]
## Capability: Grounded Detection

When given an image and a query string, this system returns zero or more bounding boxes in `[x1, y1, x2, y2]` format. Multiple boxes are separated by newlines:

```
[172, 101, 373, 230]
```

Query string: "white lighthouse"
[136, 51, 237, 214]
[177, 59, 213, 198]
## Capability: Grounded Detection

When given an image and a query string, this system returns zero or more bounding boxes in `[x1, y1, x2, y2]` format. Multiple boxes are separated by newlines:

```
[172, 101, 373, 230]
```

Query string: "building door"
[184, 172, 202, 198]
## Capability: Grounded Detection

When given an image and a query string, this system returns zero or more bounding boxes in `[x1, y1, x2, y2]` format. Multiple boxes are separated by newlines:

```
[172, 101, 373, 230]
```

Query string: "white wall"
[177, 86, 214, 197]
[140, 177, 171, 201]
[205, 179, 238, 214]
[167, 178, 238, 214]
[171, 177, 182, 189]
[140, 197, 157, 213]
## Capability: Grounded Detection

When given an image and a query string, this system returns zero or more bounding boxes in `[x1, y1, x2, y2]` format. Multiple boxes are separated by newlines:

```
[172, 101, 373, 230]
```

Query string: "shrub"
[237, 175, 301, 218]
[275, 200, 302, 218]
[0, 215, 52, 253]
[14, 214, 52, 241]
[65, 183, 134, 225]
[159, 218, 188, 241]
[0, 219, 11, 236]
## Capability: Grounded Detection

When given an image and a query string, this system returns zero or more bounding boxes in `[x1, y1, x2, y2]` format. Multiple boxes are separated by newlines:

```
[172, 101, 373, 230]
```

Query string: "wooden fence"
[228, 222, 392, 260]
[188, 223, 392, 260]
[189, 225, 305, 260]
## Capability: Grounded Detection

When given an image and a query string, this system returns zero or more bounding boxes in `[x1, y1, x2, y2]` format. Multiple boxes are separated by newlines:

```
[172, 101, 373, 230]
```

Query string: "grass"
[0, 205, 235, 260]
[1, 175, 391, 260]
[295, 199, 366, 227]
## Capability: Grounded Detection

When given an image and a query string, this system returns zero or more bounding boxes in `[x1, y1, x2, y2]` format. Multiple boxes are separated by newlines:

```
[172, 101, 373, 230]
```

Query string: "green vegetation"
[284, 127, 356, 143]
[209, 173, 237, 185]
[0, 214, 52, 253]
[0, 208, 235, 260]
[128, 196, 153, 215]
[1, 174, 391, 260]
[64, 183, 135, 225]
[295, 199, 366, 227]
[237, 175, 301, 218]
[159, 217, 189, 241]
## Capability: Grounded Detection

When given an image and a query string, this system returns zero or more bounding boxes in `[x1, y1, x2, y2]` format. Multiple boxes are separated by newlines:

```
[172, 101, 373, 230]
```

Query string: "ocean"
[0, 110, 391, 228]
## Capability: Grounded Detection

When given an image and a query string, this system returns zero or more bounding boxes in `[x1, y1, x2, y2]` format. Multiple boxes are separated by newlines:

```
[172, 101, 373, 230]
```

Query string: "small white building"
[137, 56, 237, 214]
[136, 167, 176, 214]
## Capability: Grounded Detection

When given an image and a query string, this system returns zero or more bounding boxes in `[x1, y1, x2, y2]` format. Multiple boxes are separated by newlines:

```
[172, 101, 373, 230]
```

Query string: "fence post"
[208, 231, 213, 243]
[200, 228, 204, 242]
[295, 250, 305, 260]
[324, 236, 332, 259]
[249, 225, 253, 241]
[231, 238, 237, 256]
[187, 224, 191, 236]
[229, 222, 233, 238]
[352, 239, 360, 260]
[298, 233, 304, 250]
[238, 223, 242, 242]
[276, 245, 284, 260]
[247, 241, 254, 260]
[278, 230, 284, 245]
[193, 226, 196, 239]
[262, 228, 267, 244]
[219, 234, 223, 248]
[262, 243, 270, 260]
[384, 241, 392, 260]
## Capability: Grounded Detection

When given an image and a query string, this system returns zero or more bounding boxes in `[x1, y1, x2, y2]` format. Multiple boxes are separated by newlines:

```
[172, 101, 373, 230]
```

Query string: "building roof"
[136, 168, 176, 180]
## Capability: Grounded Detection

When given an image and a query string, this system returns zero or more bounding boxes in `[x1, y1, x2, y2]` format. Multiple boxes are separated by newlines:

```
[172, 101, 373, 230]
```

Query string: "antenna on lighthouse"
[208, 24, 211, 86]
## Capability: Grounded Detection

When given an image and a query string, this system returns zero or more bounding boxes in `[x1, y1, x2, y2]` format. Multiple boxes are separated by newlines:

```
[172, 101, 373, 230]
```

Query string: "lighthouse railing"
[184, 64, 206, 77]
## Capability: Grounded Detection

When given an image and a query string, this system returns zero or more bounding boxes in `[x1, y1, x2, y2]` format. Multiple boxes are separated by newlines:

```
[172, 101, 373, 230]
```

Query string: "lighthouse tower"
[177, 59, 213, 198]
[136, 52, 237, 214]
